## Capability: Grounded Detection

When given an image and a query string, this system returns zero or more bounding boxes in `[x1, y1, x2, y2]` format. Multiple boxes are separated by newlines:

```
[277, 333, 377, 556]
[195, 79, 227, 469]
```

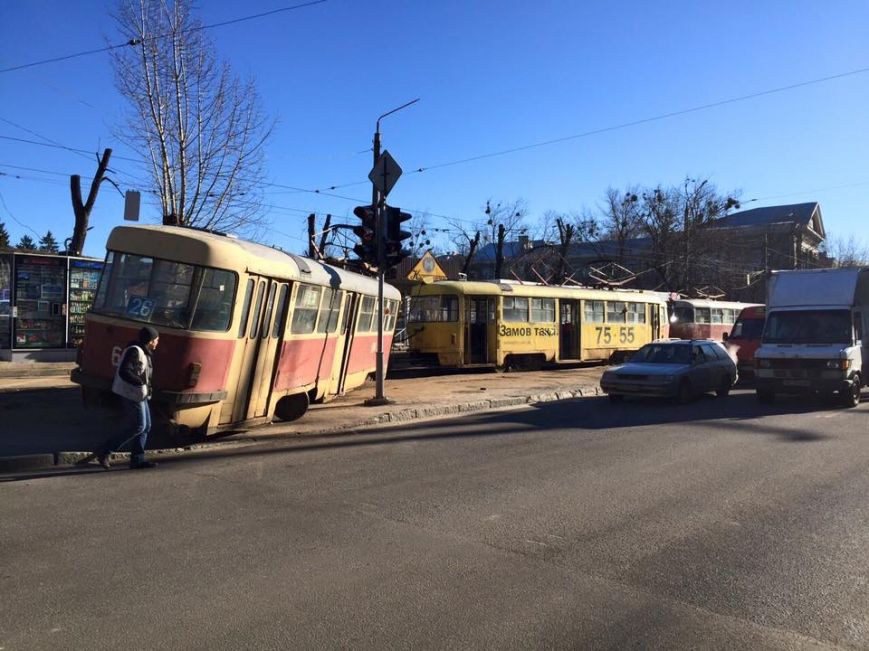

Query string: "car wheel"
[841, 375, 861, 408]
[756, 388, 775, 404]
[608, 393, 624, 403]
[677, 379, 693, 404]
[716, 375, 732, 398]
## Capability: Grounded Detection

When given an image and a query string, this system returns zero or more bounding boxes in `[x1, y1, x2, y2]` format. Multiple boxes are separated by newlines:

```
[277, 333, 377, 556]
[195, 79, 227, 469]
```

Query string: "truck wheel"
[716, 376, 732, 398]
[841, 375, 861, 408]
[756, 388, 775, 404]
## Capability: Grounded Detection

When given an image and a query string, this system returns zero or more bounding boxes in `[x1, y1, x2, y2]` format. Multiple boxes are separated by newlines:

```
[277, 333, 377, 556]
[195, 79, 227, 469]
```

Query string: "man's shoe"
[130, 460, 158, 470]
[96, 454, 111, 470]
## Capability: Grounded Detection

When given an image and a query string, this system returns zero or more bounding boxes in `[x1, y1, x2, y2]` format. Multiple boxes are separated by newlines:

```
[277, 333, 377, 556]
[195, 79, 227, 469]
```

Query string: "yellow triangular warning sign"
[407, 251, 447, 283]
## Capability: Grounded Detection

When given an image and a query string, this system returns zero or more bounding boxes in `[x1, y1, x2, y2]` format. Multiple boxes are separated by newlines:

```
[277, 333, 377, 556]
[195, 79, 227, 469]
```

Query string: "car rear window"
[632, 344, 691, 364]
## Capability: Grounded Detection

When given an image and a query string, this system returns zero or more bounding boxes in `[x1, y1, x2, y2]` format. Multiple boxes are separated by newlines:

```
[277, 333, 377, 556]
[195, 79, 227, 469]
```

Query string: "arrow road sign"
[369, 150, 402, 197]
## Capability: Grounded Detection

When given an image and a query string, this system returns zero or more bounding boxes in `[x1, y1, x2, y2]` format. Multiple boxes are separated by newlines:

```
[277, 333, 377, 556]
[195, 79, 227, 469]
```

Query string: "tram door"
[250, 281, 289, 418]
[559, 300, 580, 360]
[234, 277, 285, 422]
[650, 303, 661, 340]
[466, 297, 489, 364]
[334, 292, 359, 394]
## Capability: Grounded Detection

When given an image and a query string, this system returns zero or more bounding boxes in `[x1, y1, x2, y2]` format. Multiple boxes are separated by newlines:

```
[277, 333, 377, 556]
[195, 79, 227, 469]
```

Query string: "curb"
[0, 384, 603, 474]
[0, 366, 76, 380]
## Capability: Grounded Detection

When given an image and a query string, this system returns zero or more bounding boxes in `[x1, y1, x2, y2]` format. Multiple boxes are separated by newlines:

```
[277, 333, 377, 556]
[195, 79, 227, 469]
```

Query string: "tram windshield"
[93, 251, 237, 332]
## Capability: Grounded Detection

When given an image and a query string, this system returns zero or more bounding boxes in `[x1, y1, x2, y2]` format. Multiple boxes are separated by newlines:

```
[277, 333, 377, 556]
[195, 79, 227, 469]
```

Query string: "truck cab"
[724, 305, 765, 379]
[755, 269, 868, 407]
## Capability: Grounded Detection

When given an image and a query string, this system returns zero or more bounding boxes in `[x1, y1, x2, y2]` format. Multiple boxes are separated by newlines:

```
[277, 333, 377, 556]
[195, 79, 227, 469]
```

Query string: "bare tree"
[825, 235, 869, 267]
[111, 0, 273, 233]
[639, 177, 740, 292]
[601, 186, 641, 263]
[69, 149, 113, 256]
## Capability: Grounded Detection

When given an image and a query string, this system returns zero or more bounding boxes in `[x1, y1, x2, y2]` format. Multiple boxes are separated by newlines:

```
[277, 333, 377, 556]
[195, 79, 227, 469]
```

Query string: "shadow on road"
[4, 386, 861, 482]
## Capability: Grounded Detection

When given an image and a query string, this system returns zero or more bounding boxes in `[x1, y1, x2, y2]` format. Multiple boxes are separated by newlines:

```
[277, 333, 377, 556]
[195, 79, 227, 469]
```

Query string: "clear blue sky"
[1, 1, 867, 259]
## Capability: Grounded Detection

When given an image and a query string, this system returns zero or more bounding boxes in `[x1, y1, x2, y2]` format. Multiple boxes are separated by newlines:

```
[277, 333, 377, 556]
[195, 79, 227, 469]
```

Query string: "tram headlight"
[187, 362, 202, 388]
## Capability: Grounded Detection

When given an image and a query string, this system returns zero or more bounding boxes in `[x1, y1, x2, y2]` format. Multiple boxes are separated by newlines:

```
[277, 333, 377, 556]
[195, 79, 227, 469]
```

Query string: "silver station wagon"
[600, 339, 737, 403]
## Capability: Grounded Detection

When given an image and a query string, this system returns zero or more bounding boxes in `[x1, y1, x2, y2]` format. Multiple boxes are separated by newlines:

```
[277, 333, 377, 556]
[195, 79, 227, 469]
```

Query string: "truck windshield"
[730, 317, 764, 339]
[763, 309, 852, 344]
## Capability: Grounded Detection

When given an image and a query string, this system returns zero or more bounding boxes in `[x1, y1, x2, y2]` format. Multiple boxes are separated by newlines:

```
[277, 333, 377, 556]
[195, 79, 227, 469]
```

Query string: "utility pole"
[367, 98, 419, 406]
[307, 214, 316, 258]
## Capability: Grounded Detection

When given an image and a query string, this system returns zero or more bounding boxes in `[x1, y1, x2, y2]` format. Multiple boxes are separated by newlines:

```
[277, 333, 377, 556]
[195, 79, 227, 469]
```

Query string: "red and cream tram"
[668, 298, 761, 342]
[71, 225, 400, 437]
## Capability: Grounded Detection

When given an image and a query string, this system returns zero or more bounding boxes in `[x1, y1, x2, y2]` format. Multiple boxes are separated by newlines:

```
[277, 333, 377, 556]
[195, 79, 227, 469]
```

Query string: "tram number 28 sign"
[594, 325, 635, 345]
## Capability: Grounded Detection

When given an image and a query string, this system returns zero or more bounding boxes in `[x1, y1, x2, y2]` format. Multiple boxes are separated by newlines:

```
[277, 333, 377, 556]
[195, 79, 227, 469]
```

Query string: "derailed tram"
[72, 225, 400, 438]
[404, 280, 669, 369]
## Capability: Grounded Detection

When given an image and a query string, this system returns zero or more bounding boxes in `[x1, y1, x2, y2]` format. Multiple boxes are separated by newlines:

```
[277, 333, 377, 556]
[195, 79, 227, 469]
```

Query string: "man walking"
[96, 326, 160, 470]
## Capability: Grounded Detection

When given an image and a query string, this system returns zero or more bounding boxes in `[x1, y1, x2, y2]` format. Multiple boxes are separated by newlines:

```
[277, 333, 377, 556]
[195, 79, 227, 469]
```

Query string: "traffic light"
[384, 205, 412, 269]
[352, 205, 379, 267]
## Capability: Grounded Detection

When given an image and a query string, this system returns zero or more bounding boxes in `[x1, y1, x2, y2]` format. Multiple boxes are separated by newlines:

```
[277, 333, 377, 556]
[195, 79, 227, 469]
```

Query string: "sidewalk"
[0, 361, 76, 379]
[0, 365, 607, 473]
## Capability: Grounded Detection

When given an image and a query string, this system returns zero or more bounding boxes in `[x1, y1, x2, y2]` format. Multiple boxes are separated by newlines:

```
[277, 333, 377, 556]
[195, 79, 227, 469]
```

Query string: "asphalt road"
[2, 390, 868, 650]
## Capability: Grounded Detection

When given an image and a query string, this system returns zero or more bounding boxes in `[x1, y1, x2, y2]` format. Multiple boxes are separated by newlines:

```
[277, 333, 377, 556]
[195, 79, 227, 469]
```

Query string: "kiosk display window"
[0, 254, 11, 350]
[13, 255, 67, 349]
[68, 259, 103, 347]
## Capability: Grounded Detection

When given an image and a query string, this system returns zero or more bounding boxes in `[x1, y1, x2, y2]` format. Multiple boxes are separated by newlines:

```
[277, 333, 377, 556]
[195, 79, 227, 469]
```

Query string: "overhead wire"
[0, 0, 328, 74]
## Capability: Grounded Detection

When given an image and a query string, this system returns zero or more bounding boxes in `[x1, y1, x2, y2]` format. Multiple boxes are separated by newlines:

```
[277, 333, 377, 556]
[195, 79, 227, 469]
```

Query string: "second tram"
[404, 280, 669, 369]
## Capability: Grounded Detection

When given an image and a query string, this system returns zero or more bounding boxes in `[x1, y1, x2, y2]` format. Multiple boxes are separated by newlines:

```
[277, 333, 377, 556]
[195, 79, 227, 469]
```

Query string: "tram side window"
[722, 308, 735, 324]
[407, 295, 458, 322]
[190, 268, 237, 332]
[607, 301, 627, 324]
[626, 303, 646, 324]
[291, 284, 321, 334]
[503, 296, 529, 322]
[384, 299, 397, 331]
[357, 296, 375, 332]
[316, 289, 342, 334]
[94, 252, 115, 308]
[584, 301, 605, 323]
[710, 308, 723, 324]
[531, 298, 555, 322]
[695, 308, 711, 324]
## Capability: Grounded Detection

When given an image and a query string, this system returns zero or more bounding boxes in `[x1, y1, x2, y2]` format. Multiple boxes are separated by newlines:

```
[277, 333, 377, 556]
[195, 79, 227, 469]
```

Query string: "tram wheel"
[274, 393, 310, 422]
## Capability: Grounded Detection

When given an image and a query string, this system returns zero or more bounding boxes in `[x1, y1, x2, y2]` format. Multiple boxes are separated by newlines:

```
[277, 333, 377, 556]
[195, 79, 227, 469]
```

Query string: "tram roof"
[106, 225, 399, 299]
[412, 280, 668, 303]
[670, 298, 761, 310]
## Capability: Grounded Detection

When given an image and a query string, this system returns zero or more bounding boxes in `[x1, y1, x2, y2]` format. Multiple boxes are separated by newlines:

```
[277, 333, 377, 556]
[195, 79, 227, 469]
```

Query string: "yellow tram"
[72, 225, 401, 437]
[404, 280, 669, 369]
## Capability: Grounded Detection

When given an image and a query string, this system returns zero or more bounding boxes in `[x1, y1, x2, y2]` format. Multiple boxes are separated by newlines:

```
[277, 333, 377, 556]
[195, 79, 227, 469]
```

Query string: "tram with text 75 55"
[404, 280, 669, 369]
[71, 225, 400, 439]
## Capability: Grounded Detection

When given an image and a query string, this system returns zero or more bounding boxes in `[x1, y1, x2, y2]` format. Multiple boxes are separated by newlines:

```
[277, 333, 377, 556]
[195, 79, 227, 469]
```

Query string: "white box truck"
[755, 268, 868, 407]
